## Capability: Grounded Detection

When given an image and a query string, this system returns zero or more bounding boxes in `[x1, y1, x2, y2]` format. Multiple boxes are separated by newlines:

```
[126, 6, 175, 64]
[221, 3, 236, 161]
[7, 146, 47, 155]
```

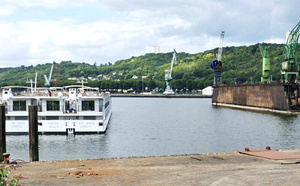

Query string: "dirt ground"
[11, 150, 300, 185]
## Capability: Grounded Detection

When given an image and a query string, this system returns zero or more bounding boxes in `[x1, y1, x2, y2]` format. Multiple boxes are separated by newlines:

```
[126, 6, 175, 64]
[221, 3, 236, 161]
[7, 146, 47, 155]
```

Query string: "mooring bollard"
[29, 105, 39, 162]
[0, 105, 6, 162]
[3, 153, 10, 163]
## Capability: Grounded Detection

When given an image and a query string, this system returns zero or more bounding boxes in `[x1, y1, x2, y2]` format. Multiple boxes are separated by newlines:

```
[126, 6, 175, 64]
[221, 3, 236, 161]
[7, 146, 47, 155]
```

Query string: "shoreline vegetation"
[0, 43, 292, 93]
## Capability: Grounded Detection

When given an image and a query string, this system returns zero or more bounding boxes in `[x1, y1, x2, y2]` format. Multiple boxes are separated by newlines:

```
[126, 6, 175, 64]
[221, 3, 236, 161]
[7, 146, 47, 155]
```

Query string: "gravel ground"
[11, 150, 300, 186]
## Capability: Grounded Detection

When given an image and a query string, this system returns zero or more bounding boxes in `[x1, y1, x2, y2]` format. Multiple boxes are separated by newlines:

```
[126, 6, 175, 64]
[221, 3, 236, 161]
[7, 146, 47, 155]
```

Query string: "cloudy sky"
[0, 0, 299, 67]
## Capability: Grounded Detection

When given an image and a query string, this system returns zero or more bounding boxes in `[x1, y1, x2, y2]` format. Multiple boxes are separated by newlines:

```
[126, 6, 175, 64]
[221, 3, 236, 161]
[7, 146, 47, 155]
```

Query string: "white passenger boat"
[0, 85, 112, 134]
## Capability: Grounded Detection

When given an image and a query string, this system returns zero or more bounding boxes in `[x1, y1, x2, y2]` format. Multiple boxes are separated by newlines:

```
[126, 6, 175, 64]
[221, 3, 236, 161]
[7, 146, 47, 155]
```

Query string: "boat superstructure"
[0, 85, 112, 134]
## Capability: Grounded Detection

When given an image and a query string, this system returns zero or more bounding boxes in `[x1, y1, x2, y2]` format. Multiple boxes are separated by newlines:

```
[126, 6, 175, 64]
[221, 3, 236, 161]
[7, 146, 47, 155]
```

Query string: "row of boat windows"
[7, 116, 99, 120]
[13, 100, 101, 111]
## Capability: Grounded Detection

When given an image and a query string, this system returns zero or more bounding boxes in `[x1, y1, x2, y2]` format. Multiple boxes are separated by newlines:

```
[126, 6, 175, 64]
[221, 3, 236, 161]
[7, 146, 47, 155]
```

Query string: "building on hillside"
[132, 75, 138, 79]
[103, 75, 111, 80]
[151, 46, 160, 54]
[202, 86, 213, 96]
[88, 77, 97, 81]
[68, 77, 78, 81]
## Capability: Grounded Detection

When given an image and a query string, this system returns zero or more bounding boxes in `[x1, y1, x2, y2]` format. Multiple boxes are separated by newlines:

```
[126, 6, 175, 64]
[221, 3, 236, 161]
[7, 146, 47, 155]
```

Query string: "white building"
[132, 75, 138, 79]
[202, 86, 213, 96]
[151, 46, 160, 54]
[68, 77, 78, 81]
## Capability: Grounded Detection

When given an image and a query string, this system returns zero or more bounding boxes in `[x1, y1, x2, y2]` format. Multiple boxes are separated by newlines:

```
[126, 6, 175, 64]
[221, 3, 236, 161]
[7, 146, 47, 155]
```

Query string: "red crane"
[54, 68, 61, 87]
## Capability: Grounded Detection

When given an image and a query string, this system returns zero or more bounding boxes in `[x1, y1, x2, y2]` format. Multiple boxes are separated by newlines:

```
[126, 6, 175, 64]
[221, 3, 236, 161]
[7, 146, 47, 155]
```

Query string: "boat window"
[105, 101, 110, 109]
[38, 116, 46, 120]
[46, 116, 59, 120]
[47, 101, 60, 111]
[15, 116, 28, 120]
[83, 116, 96, 120]
[99, 99, 103, 112]
[82, 101, 95, 111]
[13, 101, 26, 111]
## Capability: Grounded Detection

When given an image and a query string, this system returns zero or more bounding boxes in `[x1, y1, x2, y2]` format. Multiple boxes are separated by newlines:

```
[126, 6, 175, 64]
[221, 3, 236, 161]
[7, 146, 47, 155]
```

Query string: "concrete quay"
[12, 149, 300, 185]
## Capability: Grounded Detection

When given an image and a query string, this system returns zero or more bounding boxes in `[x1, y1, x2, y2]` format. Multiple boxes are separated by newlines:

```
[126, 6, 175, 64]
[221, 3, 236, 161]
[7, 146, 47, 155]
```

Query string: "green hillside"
[0, 43, 297, 92]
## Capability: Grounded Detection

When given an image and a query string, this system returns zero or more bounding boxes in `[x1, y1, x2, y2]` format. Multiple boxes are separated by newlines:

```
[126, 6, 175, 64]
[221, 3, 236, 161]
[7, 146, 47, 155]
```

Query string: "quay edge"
[212, 103, 300, 115]
[111, 93, 212, 98]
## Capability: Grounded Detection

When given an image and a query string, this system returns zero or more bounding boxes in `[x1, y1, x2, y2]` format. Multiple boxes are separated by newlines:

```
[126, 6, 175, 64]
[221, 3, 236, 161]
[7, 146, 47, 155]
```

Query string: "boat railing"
[102, 92, 111, 97]
[33, 91, 49, 96]
[50, 92, 59, 97]
[7, 91, 30, 96]
[83, 92, 99, 97]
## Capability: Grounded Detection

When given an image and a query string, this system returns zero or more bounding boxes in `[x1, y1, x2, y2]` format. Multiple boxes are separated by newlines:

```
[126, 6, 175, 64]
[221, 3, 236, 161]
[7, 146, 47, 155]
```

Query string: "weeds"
[0, 158, 27, 186]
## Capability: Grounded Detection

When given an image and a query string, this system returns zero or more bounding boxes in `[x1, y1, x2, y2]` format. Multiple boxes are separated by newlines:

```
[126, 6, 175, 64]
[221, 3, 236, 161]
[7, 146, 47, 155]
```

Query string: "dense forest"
[0, 43, 298, 93]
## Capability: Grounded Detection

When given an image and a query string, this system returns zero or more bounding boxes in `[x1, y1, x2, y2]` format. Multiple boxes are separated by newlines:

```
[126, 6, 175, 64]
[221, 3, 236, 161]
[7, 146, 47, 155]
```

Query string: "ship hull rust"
[211, 83, 300, 114]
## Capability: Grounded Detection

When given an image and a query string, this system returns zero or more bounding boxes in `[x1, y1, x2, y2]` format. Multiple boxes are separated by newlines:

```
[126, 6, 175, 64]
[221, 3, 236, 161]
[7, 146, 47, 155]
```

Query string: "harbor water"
[6, 97, 300, 161]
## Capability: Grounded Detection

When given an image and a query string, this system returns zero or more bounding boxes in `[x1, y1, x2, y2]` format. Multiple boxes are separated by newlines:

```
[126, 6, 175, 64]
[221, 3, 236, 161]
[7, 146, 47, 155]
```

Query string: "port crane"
[281, 21, 300, 109]
[44, 63, 54, 87]
[210, 31, 225, 86]
[281, 21, 300, 84]
[259, 43, 270, 83]
[163, 49, 177, 95]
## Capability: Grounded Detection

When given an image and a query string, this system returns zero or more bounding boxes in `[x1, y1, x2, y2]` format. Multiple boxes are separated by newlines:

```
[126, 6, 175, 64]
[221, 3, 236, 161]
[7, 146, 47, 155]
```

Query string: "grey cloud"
[0, 0, 299, 67]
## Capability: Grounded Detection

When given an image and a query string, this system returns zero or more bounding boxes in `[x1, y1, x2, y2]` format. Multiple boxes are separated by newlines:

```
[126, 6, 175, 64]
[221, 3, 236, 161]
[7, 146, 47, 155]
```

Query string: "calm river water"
[6, 97, 300, 161]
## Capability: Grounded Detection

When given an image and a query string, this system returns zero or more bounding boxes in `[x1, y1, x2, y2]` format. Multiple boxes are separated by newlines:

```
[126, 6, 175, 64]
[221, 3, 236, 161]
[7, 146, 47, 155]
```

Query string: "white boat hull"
[6, 111, 112, 134]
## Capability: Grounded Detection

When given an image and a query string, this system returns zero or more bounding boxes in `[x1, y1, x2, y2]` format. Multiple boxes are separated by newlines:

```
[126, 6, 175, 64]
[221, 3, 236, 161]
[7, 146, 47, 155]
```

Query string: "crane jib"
[285, 21, 300, 60]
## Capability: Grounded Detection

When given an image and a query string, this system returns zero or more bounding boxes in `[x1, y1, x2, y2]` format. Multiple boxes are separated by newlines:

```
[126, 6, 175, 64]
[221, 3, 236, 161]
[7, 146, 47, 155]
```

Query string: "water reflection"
[39, 134, 110, 161]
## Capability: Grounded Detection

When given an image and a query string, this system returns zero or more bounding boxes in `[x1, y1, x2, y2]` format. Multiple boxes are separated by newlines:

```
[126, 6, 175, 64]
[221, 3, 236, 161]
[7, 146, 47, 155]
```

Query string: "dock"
[13, 149, 300, 185]
[212, 83, 300, 115]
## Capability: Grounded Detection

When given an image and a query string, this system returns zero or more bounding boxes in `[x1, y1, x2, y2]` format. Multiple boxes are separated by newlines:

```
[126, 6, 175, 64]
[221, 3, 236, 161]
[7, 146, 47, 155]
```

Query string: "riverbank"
[13, 149, 300, 185]
[111, 93, 211, 98]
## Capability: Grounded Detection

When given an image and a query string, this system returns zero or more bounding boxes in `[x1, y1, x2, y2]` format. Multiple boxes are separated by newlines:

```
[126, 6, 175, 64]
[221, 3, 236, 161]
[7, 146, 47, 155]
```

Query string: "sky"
[0, 0, 299, 67]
